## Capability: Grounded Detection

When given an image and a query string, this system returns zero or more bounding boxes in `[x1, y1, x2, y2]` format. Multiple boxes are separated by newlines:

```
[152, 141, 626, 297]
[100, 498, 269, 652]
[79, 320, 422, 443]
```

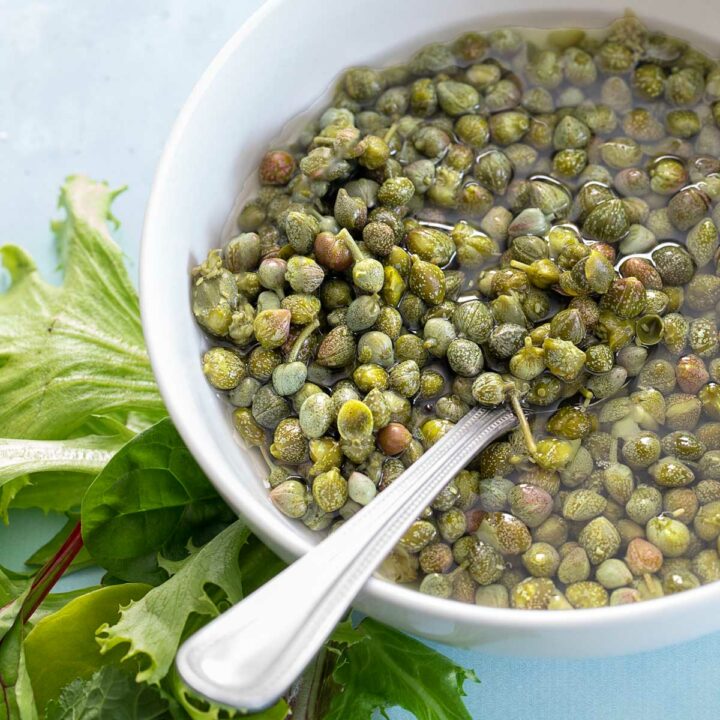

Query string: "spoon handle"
[177, 405, 517, 712]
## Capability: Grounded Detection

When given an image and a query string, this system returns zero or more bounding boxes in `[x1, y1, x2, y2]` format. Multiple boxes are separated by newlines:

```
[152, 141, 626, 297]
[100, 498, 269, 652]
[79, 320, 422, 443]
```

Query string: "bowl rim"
[141, 0, 720, 634]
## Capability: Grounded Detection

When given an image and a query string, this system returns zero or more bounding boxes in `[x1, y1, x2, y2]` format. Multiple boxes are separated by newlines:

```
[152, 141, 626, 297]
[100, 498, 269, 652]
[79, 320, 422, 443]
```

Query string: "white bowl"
[142, 0, 720, 657]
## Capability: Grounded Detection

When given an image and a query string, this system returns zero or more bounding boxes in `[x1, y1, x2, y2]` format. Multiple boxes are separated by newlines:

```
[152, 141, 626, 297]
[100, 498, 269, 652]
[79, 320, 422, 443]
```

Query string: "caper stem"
[313, 137, 337, 147]
[505, 384, 538, 455]
[383, 122, 399, 144]
[337, 228, 364, 262]
[288, 319, 320, 363]
[509, 260, 532, 272]
[260, 445, 278, 472]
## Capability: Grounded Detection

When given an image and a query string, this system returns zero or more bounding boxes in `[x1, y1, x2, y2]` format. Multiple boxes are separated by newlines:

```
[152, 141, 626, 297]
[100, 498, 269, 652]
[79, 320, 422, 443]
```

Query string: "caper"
[647, 516, 690, 557]
[194, 18, 720, 610]
[579, 517, 622, 565]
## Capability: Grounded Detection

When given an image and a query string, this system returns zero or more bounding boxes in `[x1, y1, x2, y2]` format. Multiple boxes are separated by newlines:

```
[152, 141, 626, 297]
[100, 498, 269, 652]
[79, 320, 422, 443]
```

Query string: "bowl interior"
[142, 0, 720, 651]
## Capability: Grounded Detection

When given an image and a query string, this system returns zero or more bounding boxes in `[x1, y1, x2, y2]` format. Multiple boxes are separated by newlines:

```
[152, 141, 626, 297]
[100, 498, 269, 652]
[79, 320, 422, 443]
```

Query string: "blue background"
[1, 1, 718, 717]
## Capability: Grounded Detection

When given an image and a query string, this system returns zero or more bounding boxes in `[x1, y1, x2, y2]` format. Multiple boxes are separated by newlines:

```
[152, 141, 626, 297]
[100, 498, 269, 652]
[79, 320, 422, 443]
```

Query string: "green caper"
[194, 18, 720, 610]
[578, 517, 622, 565]
[202, 347, 246, 390]
[647, 516, 690, 557]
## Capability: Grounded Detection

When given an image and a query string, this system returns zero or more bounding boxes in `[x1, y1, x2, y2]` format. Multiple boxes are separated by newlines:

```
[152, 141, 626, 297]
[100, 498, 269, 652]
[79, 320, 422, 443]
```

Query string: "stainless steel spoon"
[177, 403, 517, 712]
[178, 222, 652, 711]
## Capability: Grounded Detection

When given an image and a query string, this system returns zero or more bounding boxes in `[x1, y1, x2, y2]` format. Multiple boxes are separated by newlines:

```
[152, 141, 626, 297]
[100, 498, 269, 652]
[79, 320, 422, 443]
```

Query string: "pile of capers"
[192, 12, 720, 609]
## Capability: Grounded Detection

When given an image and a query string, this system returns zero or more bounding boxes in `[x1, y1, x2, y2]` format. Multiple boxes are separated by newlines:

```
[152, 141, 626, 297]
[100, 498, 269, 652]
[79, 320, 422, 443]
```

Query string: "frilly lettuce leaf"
[1, 473, 93, 521]
[325, 618, 478, 720]
[44, 666, 168, 720]
[0, 176, 164, 441]
[24, 584, 151, 711]
[96, 521, 248, 685]
[166, 663, 289, 720]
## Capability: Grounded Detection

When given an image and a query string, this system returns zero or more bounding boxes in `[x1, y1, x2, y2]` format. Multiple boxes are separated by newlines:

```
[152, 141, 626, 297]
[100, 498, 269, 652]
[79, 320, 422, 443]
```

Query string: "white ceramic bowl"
[142, 0, 720, 657]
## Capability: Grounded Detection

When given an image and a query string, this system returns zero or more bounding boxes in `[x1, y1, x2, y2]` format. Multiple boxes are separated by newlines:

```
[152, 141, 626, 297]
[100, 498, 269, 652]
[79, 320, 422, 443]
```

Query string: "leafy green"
[97, 521, 247, 685]
[0, 571, 36, 720]
[81, 418, 231, 584]
[24, 514, 92, 572]
[325, 619, 478, 720]
[0, 435, 123, 495]
[166, 665, 289, 720]
[0, 175, 164, 441]
[32, 588, 101, 624]
[24, 584, 150, 710]
[0, 478, 30, 523]
[226, 535, 286, 598]
[0, 569, 28, 610]
[44, 666, 168, 720]
[4, 473, 93, 518]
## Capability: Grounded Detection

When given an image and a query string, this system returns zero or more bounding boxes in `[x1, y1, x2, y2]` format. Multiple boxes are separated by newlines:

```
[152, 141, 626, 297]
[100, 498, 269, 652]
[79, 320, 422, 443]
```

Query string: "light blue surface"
[2, 2, 720, 718]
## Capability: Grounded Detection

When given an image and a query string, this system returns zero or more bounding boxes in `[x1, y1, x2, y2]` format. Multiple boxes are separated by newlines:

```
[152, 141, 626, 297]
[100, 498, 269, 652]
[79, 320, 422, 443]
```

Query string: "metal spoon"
[178, 224, 652, 710]
[176, 403, 517, 712]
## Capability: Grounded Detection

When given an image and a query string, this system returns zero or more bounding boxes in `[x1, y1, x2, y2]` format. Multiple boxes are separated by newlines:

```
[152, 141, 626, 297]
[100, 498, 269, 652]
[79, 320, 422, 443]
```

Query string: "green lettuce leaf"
[24, 584, 150, 710]
[0, 435, 123, 488]
[325, 618, 478, 720]
[3, 472, 94, 518]
[0, 175, 164, 441]
[44, 666, 169, 720]
[0, 477, 31, 523]
[166, 664, 289, 720]
[96, 521, 248, 685]
[31, 587, 102, 624]
[81, 418, 232, 584]
[24, 514, 93, 573]
[0, 571, 36, 720]
[0, 569, 28, 610]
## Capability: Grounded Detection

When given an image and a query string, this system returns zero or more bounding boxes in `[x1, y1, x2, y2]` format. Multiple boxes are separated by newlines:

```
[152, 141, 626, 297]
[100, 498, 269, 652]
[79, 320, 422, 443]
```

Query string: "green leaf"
[0, 175, 164, 441]
[0, 477, 30, 523]
[97, 521, 248, 685]
[3, 472, 93, 517]
[24, 515, 93, 573]
[325, 618, 478, 720]
[24, 583, 150, 711]
[45, 666, 169, 720]
[166, 665, 289, 720]
[0, 569, 28, 610]
[231, 535, 286, 597]
[31, 587, 101, 624]
[81, 418, 230, 584]
[0, 571, 36, 720]
[0, 435, 123, 493]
